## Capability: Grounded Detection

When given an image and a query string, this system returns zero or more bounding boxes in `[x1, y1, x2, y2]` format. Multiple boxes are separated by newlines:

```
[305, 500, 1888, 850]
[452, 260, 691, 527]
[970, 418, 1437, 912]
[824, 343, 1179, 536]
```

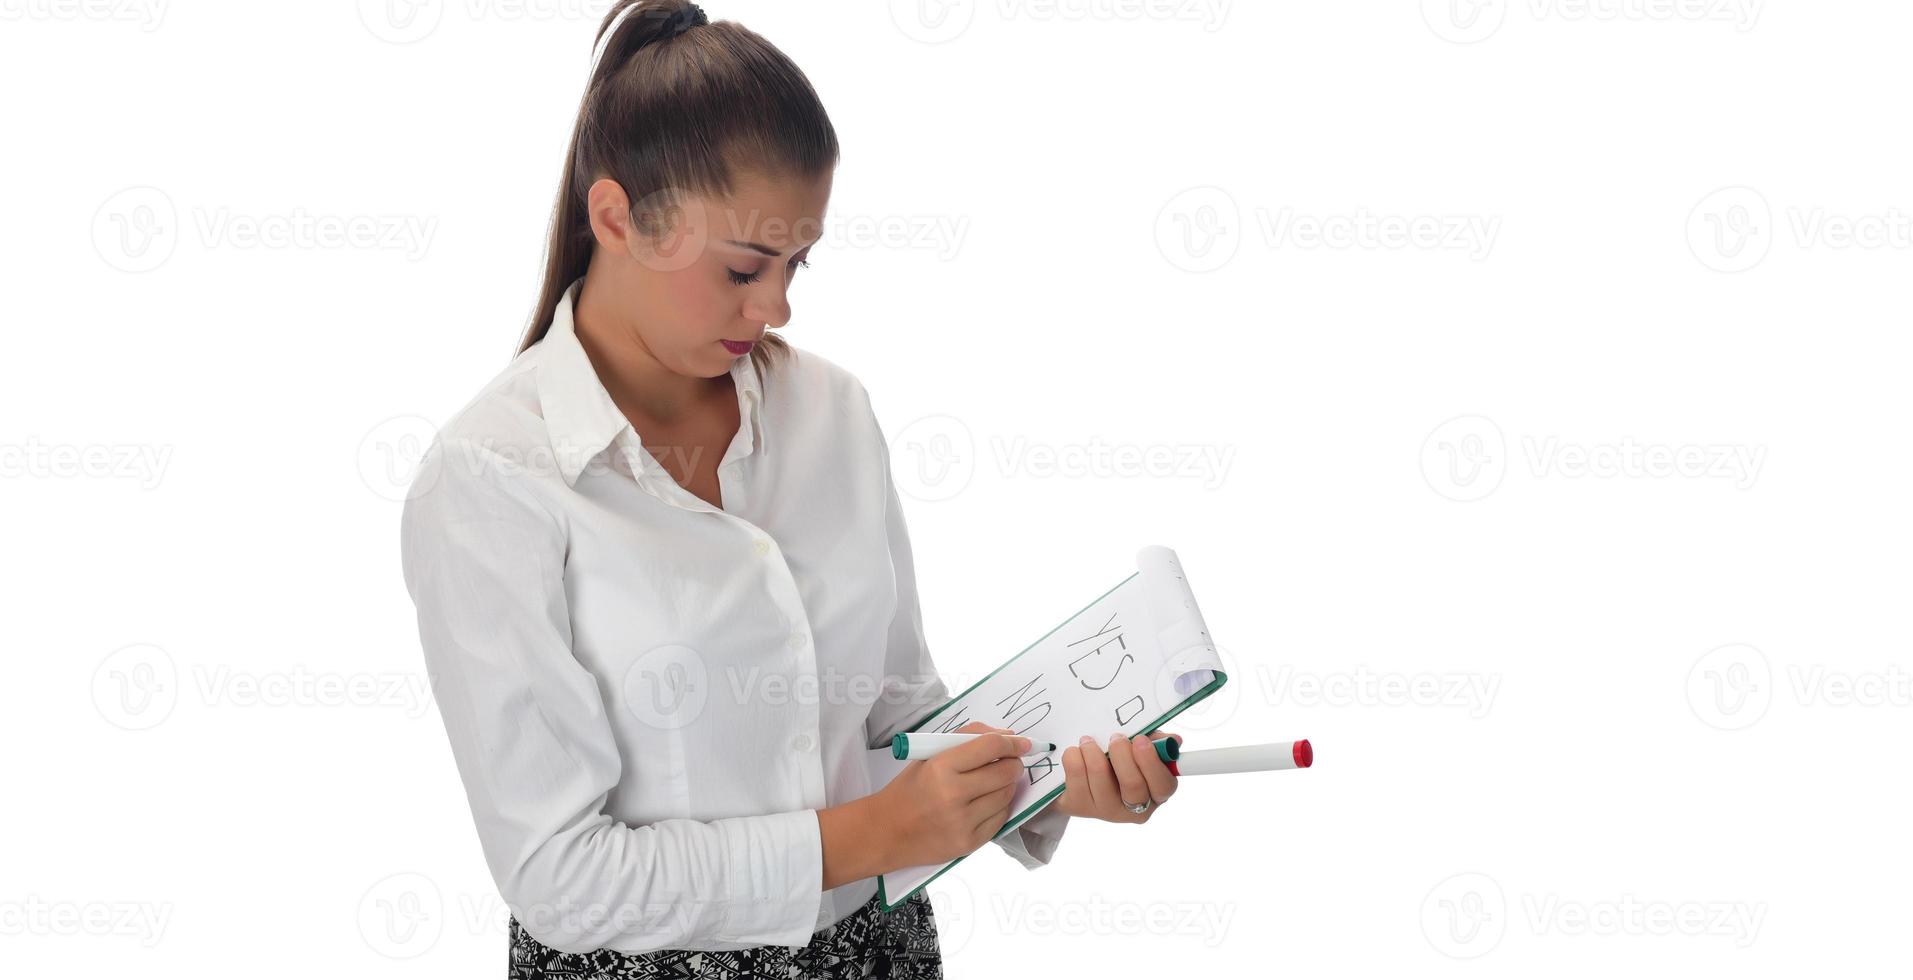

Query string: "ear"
[592, 182, 707, 273]
[585, 177, 636, 253]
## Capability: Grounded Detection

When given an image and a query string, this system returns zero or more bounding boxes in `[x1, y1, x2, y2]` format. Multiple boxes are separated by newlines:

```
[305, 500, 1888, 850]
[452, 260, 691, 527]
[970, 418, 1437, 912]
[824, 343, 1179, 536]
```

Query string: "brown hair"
[516, 0, 840, 378]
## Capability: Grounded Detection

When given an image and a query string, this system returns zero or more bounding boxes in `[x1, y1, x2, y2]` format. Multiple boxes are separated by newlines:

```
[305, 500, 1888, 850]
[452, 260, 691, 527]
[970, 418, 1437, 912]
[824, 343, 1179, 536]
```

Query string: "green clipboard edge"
[874, 568, 1232, 911]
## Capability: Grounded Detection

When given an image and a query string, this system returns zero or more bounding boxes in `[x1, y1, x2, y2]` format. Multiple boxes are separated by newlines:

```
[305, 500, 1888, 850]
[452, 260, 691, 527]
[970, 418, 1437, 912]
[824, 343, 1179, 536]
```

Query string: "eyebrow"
[723, 238, 815, 258]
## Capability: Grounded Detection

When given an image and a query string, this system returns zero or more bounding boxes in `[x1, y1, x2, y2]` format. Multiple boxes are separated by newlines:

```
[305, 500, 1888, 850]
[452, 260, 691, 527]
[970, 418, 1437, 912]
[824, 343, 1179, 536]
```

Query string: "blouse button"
[753, 538, 770, 556]
[792, 733, 814, 752]
[787, 630, 808, 650]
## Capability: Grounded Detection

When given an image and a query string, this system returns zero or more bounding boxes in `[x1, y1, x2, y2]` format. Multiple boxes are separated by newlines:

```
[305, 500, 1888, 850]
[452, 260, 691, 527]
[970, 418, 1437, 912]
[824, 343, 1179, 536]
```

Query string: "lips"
[720, 339, 755, 355]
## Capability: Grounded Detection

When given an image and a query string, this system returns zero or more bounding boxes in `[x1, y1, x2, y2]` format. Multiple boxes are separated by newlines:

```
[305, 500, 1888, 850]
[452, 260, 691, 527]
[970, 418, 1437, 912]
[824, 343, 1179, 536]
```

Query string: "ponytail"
[517, 0, 839, 380]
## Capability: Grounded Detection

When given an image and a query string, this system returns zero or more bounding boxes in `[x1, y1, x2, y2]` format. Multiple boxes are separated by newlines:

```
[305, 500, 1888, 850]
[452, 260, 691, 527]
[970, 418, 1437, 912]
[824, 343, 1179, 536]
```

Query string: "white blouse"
[398, 279, 1067, 955]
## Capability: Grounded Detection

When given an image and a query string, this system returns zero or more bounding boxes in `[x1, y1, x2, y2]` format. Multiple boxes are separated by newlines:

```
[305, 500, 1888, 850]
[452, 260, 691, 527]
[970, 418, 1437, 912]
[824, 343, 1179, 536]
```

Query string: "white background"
[4, 0, 1909, 975]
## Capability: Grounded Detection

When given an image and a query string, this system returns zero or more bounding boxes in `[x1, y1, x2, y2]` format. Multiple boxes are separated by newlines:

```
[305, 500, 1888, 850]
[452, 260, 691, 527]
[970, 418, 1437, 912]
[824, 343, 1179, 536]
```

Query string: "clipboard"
[870, 545, 1230, 910]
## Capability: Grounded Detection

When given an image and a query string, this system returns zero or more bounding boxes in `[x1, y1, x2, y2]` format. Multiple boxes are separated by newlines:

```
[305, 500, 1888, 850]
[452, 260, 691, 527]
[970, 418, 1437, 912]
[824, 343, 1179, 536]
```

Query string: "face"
[585, 166, 832, 379]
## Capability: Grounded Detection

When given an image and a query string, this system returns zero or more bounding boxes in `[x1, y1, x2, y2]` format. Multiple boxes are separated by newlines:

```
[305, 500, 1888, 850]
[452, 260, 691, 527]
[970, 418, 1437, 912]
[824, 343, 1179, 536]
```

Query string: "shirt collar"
[536, 278, 765, 488]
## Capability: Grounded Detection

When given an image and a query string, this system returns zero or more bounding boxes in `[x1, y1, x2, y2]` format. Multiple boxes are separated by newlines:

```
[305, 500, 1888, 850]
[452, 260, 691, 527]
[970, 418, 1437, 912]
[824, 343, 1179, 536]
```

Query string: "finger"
[1076, 735, 1119, 814]
[1145, 729, 1183, 749]
[944, 730, 1032, 774]
[963, 779, 1017, 834]
[1059, 743, 1089, 814]
[1104, 733, 1152, 815]
[1131, 732, 1178, 804]
[970, 806, 1011, 845]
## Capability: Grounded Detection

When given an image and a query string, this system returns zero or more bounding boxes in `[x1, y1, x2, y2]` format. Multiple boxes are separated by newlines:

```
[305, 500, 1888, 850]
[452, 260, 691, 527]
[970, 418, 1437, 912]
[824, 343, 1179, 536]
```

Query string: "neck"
[572, 269, 725, 425]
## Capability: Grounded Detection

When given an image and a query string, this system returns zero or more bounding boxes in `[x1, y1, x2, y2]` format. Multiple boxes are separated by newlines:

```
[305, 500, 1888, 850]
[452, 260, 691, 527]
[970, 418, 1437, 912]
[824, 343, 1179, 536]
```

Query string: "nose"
[741, 279, 792, 331]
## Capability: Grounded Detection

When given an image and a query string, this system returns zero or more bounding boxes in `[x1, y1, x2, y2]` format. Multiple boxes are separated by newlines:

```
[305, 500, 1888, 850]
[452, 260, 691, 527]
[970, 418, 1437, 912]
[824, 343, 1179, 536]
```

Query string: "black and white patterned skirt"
[506, 890, 943, 979]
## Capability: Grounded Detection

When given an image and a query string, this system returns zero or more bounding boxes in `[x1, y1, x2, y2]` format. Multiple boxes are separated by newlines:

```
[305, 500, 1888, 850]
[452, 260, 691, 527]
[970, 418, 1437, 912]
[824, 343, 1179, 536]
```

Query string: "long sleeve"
[860, 393, 1071, 870]
[399, 439, 824, 953]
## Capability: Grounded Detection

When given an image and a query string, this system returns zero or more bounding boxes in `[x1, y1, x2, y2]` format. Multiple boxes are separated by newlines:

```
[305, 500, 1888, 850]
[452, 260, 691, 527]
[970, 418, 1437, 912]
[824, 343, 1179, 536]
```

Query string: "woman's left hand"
[1051, 730, 1181, 824]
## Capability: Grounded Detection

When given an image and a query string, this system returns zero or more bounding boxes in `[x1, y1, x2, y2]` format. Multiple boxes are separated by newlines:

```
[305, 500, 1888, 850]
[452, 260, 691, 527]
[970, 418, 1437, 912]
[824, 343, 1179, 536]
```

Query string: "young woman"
[398, 2, 1182, 976]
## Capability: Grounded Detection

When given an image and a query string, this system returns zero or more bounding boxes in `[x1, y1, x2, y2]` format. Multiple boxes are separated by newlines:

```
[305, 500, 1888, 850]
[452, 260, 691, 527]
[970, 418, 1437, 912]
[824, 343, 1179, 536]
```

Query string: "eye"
[726, 268, 762, 286]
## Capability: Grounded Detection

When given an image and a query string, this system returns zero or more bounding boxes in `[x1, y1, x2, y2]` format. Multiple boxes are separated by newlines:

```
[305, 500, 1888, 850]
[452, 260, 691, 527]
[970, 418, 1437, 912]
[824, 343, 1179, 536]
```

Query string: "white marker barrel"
[1169, 739, 1312, 776]
[892, 731, 1059, 761]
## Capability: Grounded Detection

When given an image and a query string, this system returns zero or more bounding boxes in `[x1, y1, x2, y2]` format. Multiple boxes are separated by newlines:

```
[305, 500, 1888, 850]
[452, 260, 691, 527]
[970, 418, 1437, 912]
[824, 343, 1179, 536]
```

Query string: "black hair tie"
[656, 3, 705, 42]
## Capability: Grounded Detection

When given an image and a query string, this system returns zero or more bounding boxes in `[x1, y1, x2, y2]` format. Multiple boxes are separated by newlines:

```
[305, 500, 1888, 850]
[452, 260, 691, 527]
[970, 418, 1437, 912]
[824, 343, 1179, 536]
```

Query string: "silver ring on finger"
[1122, 796, 1151, 814]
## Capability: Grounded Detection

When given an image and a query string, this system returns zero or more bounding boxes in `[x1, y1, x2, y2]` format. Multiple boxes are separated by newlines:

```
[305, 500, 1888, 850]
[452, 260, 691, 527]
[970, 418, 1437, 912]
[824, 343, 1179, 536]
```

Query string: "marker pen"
[892, 732, 1184, 763]
[1165, 738, 1312, 776]
[890, 732, 1059, 761]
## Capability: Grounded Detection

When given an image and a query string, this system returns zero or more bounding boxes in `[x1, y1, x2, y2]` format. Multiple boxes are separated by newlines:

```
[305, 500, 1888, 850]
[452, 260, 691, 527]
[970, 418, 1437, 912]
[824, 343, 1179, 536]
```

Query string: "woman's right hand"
[873, 721, 1030, 870]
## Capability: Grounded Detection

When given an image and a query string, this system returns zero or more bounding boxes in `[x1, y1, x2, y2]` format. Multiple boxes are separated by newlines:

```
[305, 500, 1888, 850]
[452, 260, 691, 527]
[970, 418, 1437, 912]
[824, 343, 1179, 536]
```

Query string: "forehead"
[702, 168, 832, 251]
